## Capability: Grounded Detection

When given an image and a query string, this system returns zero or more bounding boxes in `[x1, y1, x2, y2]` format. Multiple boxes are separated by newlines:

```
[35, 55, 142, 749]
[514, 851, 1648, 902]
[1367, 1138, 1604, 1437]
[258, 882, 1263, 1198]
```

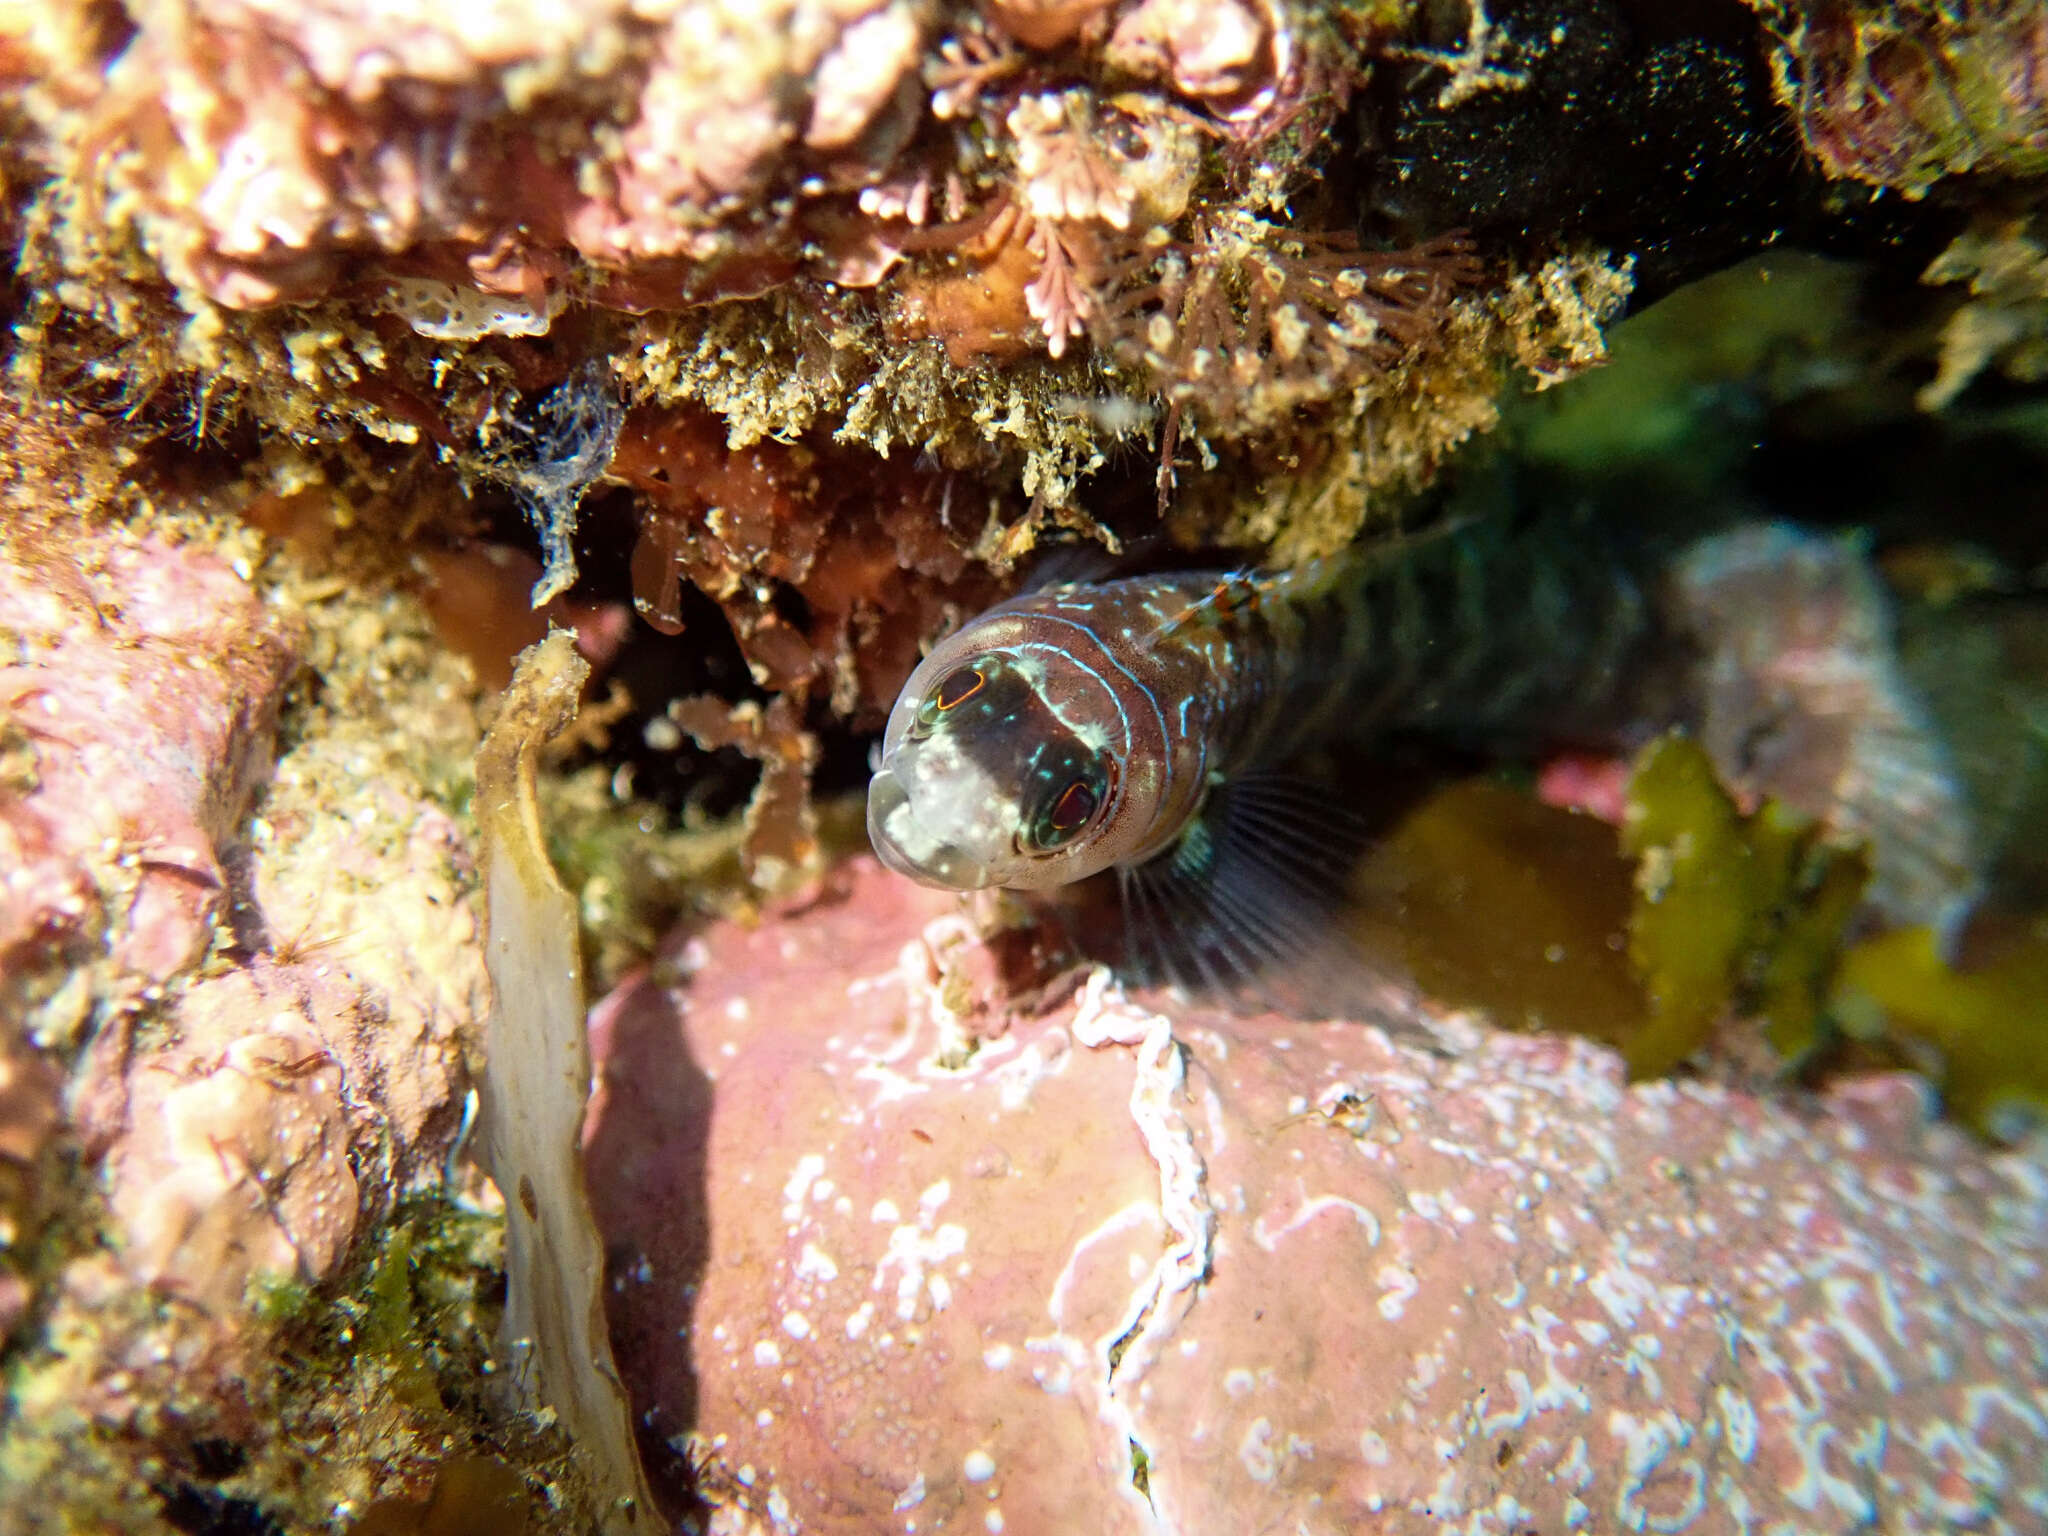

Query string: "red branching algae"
[883, 212, 1051, 364]
[611, 405, 1000, 721]
[667, 694, 821, 891]
[417, 543, 629, 694]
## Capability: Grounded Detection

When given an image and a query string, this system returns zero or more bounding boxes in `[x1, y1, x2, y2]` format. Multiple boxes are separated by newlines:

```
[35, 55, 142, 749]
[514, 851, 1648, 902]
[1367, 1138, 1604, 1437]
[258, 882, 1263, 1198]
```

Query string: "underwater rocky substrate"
[6, 482, 2048, 1535]
[7, 254, 2048, 1532]
[3, 0, 2048, 1530]
[583, 855, 2048, 1536]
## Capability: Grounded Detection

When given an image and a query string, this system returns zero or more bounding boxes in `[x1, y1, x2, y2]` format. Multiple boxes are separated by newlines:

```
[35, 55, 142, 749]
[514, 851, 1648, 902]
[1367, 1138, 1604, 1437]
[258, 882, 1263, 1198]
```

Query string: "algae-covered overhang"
[10, 0, 2020, 594]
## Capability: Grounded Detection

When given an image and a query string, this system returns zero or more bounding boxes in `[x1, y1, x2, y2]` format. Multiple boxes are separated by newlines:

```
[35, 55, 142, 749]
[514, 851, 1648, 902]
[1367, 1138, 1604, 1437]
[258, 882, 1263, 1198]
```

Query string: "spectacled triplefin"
[865, 517, 1978, 1007]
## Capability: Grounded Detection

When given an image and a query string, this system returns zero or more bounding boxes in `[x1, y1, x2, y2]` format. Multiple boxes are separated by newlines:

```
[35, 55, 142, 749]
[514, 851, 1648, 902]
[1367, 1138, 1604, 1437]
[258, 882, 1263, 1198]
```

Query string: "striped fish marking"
[866, 517, 1659, 1002]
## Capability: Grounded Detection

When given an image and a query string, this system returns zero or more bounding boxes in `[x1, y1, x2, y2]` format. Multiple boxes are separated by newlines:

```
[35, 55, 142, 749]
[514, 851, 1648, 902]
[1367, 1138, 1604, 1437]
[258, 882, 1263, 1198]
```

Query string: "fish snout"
[866, 767, 994, 890]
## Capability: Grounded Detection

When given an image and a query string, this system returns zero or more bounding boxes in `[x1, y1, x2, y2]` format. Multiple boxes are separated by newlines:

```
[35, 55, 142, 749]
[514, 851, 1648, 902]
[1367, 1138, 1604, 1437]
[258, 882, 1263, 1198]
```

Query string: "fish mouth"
[865, 768, 992, 891]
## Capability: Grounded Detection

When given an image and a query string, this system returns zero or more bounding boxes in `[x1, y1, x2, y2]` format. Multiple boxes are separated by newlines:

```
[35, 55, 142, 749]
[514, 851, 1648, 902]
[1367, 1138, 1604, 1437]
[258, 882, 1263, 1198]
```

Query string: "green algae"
[359, 1228, 446, 1415]
[1622, 737, 1772, 1074]
[1752, 841, 1871, 1066]
[1512, 250, 1865, 497]
[1353, 778, 1647, 1050]
[0, 1192, 524, 1536]
[258, 1196, 525, 1517]
[1833, 920, 2048, 1141]
[1621, 733, 1868, 1077]
[538, 761, 749, 994]
[1355, 738, 1890, 1082]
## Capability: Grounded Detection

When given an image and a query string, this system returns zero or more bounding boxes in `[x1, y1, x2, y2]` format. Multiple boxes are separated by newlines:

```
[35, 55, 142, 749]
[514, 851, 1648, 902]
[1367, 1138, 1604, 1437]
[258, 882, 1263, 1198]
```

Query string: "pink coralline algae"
[1, 518, 482, 1417]
[0, 532, 299, 991]
[24, 0, 940, 308]
[588, 858, 2048, 1536]
[104, 969, 361, 1309]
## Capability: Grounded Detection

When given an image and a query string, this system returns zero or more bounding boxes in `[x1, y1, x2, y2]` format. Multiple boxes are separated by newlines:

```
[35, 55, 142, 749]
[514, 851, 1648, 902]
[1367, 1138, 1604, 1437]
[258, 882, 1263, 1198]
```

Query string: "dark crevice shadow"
[581, 961, 717, 1523]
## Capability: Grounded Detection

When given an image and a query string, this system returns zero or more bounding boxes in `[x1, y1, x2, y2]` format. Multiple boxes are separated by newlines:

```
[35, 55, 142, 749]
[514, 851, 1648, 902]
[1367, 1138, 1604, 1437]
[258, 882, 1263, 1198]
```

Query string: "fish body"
[867, 518, 1661, 991]
[866, 515, 1983, 1002]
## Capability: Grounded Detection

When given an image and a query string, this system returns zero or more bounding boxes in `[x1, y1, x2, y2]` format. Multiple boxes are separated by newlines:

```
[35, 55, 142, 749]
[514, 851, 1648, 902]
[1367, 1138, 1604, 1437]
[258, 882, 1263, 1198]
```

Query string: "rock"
[0, 529, 299, 1002]
[0, 512, 493, 1522]
[105, 977, 360, 1307]
[589, 857, 2048, 1535]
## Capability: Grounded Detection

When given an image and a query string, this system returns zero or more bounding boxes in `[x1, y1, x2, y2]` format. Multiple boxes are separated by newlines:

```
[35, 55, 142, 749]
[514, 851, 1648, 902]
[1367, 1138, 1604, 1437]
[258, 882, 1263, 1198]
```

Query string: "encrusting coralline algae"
[590, 859, 2048, 1536]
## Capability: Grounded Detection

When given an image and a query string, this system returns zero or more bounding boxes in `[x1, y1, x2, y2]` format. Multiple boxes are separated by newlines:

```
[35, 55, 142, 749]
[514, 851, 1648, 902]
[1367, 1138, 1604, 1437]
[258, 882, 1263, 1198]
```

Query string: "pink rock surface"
[588, 857, 2048, 1536]
[1, 522, 481, 1437]
[105, 965, 361, 1309]
[0, 531, 299, 989]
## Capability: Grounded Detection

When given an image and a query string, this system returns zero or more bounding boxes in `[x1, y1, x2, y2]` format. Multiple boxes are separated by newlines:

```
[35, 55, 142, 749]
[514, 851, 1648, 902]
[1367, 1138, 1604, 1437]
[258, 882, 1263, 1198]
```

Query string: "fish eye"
[1025, 770, 1108, 852]
[1048, 777, 1098, 830]
[932, 665, 986, 710]
[913, 661, 990, 735]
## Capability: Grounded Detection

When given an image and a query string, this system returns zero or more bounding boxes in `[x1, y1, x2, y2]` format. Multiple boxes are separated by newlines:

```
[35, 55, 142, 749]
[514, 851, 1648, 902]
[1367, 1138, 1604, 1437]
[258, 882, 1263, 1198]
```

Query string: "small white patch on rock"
[1377, 1263, 1418, 1320]
[1238, 1417, 1277, 1482]
[782, 1154, 826, 1221]
[796, 1242, 839, 1283]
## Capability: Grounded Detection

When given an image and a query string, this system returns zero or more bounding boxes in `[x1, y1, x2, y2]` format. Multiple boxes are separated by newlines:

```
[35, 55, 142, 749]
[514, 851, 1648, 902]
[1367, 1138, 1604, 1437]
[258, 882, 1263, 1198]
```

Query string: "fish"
[865, 513, 1667, 1004]
[865, 515, 1983, 1007]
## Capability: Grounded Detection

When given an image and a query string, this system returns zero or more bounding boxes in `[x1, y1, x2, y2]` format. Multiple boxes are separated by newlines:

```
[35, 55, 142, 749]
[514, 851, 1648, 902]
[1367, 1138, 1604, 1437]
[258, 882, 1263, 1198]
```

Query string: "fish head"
[868, 628, 1135, 891]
